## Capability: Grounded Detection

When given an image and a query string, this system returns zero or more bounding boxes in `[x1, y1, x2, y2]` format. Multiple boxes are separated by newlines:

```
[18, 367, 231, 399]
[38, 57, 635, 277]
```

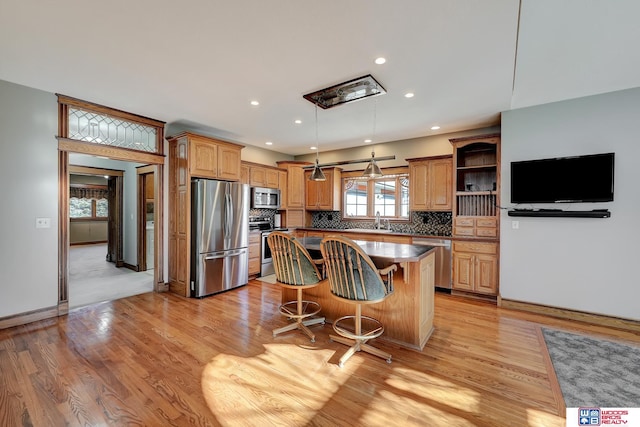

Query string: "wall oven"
[251, 187, 281, 209]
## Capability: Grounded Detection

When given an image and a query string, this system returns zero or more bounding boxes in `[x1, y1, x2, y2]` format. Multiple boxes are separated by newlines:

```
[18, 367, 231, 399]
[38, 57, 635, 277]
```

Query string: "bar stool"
[267, 231, 326, 342]
[320, 235, 397, 367]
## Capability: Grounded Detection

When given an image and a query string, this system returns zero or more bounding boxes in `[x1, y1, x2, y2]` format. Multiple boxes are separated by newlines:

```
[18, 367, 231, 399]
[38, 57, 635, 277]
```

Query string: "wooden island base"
[282, 251, 435, 351]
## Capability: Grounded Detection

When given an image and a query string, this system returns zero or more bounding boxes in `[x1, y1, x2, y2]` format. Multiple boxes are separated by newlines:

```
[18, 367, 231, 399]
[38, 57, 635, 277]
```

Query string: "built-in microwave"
[251, 187, 281, 209]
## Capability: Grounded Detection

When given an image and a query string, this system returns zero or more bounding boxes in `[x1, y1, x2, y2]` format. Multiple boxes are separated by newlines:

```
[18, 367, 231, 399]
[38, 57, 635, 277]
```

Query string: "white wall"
[501, 87, 640, 321]
[0, 80, 59, 317]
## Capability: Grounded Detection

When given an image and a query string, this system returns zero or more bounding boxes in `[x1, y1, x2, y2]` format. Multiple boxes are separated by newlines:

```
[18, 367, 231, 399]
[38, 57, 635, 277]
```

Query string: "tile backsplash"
[310, 211, 452, 236]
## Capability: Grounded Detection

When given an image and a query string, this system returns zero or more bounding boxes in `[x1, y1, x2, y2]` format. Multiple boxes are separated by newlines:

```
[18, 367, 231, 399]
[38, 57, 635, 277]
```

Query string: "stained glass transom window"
[67, 108, 157, 152]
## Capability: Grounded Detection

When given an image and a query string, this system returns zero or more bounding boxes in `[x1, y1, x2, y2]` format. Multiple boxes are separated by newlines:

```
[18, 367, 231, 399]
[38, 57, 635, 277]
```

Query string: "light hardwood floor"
[1, 280, 639, 426]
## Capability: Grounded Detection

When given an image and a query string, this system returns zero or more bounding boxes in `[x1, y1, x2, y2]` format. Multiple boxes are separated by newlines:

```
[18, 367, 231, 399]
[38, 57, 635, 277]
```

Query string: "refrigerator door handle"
[226, 191, 233, 237]
[204, 249, 247, 261]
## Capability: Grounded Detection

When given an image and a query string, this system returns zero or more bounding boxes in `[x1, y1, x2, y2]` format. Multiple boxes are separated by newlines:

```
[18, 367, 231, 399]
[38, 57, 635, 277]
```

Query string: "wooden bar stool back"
[267, 231, 326, 342]
[320, 235, 397, 367]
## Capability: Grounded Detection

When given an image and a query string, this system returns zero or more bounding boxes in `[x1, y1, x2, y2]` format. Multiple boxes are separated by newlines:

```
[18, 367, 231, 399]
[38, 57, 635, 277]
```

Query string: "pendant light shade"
[363, 150, 383, 178]
[310, 158, 326, 181]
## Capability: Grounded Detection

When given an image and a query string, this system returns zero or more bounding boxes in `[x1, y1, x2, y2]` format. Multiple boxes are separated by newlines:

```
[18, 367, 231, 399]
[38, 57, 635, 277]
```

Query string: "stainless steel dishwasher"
[412, 237, 452, 289]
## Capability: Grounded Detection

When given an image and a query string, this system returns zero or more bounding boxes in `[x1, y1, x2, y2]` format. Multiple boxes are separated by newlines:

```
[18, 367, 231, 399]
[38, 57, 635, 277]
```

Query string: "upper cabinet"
[242, 161, 283, 189]
[449, 133, 500, 239]
[169, 132, 243, 181]
[277, 161, 308, 209]
[407, 155, 452, 211]
[304, 167, 342, 211]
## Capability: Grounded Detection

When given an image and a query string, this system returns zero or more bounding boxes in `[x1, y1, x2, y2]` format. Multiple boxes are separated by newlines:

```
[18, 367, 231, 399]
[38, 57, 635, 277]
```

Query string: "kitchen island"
[281, 237, 436, 350]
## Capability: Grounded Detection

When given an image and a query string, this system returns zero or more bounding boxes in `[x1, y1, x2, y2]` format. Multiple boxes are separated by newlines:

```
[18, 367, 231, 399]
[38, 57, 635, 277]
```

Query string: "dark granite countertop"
[295, 227, 452, 239]
[297, 236, 435, 263]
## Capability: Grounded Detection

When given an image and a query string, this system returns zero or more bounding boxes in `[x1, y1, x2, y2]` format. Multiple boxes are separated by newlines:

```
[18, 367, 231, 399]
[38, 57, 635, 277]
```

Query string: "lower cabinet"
[452, 241, 498, 295]
[248, 231, 261, 277]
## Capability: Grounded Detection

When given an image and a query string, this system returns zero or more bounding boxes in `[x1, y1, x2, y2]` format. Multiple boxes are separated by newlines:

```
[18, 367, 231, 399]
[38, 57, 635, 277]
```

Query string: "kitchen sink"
[342, 228, 392, 234]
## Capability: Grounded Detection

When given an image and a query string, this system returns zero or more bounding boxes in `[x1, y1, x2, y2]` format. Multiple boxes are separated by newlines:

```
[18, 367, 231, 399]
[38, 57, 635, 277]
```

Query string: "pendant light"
[363, 150, 383, 178]
[309, 101, 326, 181]
[362, 93, 383, 178]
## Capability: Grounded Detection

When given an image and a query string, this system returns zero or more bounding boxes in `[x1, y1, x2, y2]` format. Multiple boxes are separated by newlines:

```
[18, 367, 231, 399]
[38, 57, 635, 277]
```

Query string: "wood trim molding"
[58, 138, 165, 165]
[58, 150, 69, 312]
[405, 154, 453, 162]
[70, 165, 124, 176]
[535, 327, 566, 416]
[57, 94, 165, 129]
[136, 164, 155, 174]
[0, 306, 60, 330]
[241, 160, 286, 171]
[500, 298, 640, 333]
[341, 166, 408, 178]
[124, 263, 140, 272]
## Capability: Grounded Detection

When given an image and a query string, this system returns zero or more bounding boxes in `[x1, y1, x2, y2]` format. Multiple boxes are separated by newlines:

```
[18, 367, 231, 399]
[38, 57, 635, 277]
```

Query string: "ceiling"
[1, 0, 639, 156]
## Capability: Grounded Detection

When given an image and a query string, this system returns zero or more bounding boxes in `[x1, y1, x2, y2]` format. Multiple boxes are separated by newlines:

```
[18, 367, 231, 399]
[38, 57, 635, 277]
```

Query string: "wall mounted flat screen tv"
[510, 153, 614, 204]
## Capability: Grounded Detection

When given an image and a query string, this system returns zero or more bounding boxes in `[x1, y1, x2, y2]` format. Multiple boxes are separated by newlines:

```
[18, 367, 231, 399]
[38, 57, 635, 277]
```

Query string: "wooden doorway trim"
[57, 95, 166, 316]
[58, 147, 166, 314]
[137, 165, 156, 273]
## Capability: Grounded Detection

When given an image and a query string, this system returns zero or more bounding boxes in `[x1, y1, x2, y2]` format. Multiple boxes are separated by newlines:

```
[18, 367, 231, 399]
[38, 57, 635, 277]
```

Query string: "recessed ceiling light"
[364, 139, 372, 143]
[265, 141, 272, 145]
[310, 146, 317, 150]
[250, 100, 260, 106]
[374, 57, 386, 65]
[294, 119, 302, 124]
[431, 125, 441, 130]
[404, 92, 414, 98]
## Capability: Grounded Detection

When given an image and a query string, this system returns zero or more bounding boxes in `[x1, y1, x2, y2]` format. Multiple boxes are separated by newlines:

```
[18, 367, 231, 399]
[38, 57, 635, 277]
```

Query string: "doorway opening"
[66, 157, 157, 308]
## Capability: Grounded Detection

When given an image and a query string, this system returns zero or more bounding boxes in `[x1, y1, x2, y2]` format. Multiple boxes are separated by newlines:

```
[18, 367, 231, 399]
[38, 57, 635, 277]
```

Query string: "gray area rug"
[542, 328, 640, 407]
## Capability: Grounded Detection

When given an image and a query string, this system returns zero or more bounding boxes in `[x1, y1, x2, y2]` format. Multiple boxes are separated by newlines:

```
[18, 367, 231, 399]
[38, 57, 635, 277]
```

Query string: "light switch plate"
[36, 217, 51, 228]
[511, 220, 519, 230]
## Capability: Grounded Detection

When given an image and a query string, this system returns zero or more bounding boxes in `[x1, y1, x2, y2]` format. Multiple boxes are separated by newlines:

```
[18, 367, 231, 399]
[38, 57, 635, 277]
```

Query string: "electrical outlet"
[35, 217, 51, 228]
[511, 220, 519, 230]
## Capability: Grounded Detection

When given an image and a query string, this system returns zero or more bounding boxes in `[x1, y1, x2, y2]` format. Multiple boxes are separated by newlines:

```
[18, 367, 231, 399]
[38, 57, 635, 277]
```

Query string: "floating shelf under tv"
[507, 210, 611, 218]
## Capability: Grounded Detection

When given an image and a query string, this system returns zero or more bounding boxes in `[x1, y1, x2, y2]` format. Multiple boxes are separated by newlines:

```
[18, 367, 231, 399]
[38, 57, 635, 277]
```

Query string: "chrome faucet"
[375, 211, 381, 229]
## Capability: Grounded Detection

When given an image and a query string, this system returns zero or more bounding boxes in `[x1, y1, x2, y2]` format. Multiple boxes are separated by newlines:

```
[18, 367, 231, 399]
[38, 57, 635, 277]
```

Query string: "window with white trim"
[343, 174, 409, 220]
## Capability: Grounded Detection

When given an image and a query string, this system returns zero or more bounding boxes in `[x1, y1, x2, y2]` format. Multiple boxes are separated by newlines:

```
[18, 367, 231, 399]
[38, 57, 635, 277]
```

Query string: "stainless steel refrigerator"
[191, 179, 249, 297]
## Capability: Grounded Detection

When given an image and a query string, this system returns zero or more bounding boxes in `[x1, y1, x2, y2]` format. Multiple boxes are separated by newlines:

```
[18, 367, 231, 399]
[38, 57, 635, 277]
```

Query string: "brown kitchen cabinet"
[184, 133, 242, 181]
[407, 155, 452, 212]
[240, 164, 249, 185]
[448, 133, 501, 298]
[278, 170, 288, 209]
[167, 132, 244, 297]
[450, 133, 500, 239]
[276, 161, 311, 227]
[304, 167, 342, 211]
[452, 241, 498, 296]
[248, 231, 261, 278]
[277, 161, 308, 209]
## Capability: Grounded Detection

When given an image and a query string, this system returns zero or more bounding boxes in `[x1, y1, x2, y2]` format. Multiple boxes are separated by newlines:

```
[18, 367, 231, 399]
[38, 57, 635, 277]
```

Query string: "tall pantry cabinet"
[167, 132, 243, 297]
[276, 161, 311, 227]
[449, 133, 500, 297]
